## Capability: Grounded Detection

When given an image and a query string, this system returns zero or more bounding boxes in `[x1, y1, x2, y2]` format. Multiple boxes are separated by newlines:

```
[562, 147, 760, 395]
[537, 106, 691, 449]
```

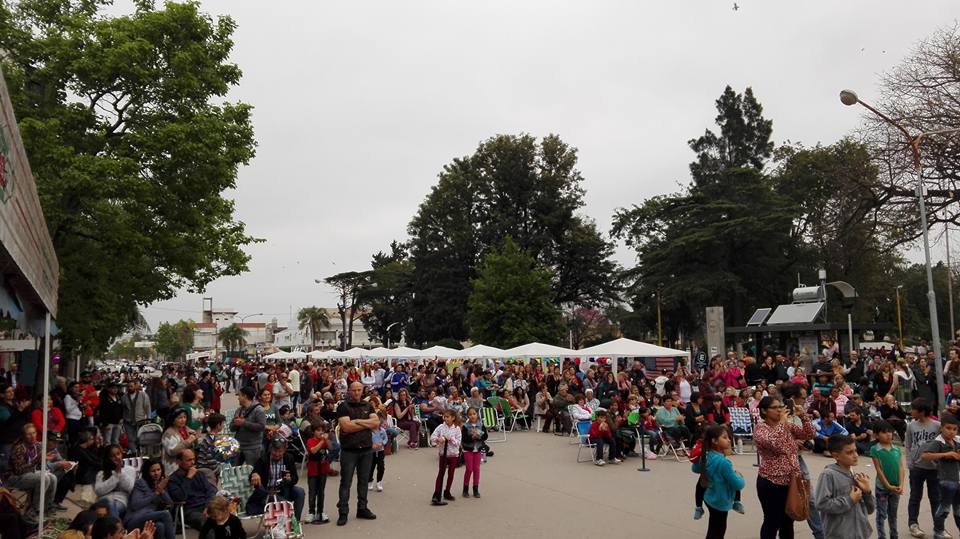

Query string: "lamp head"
[839, 90, 859, 106]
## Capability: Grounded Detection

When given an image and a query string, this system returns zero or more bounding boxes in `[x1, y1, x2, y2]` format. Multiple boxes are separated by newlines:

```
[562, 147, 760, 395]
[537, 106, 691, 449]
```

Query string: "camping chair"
[499, 398, 529, 432]
[413, 407, 430, 447]
[658, 428, 689, 462]
[480, 407, 506, 443]
[729, 407, 755, 454]
[263, 500, 303, 539]
[219, 464, 265, 538]
[566, 404, 585, 443]
[575, 420, 596, 463]
[123, 456, 145, 475]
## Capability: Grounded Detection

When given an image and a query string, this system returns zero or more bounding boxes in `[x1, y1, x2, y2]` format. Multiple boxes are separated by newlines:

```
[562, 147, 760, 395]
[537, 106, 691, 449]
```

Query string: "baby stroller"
[277, 423, 307, 468]
[137, 422, 163, 458]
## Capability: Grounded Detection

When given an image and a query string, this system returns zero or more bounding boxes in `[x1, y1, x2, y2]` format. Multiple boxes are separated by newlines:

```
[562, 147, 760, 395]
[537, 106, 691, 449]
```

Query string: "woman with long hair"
[754, 396, 815, 539]
[394, 388, 420, 449]
[94, 444, 136, 519]
[160, 409, 195, 476]
[124, 458, 175, 539]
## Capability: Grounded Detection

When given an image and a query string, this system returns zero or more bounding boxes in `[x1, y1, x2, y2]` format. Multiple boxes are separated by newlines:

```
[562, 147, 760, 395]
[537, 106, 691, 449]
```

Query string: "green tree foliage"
[155, 319, 194, 361]
[359, 241, 414, 346]
[407, 134, 618, 345]
[613, 87, 799, 334]
[774, 140, 906, 324]
[325, 271, 371, 349]
[107, 335, 139, 359]
[0, 0, 257, 356]
[466, 237, 563, 348]
[217, 323, 246, 353]
[297, 307, 330, 350]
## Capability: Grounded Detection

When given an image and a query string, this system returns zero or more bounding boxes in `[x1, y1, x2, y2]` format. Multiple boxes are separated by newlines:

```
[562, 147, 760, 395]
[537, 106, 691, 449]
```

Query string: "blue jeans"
[935, 480, 960, 537]
[876, 488, 901, 539]
[911, 467, 942, 528]
[799, 455, 824, 539]
[591, 437, 618, 461]
[125, 510, 175, 539]
[327, 437, 341, 462]
[99, 498, 126, 519]
[280, 484, 305, 522]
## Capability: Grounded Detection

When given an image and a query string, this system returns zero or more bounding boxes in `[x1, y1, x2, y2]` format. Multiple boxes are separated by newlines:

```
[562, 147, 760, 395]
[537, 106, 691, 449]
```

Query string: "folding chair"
[123, 456, 145, 475]
[263, 500, 303, 538]
[729, 407, 755, 454]
[658, 428, 689, 462]
[499, 398, 529, 432]
[575, 421, 596, 463]
[480, 407, 506, 443]
[219, 464, 265, 538]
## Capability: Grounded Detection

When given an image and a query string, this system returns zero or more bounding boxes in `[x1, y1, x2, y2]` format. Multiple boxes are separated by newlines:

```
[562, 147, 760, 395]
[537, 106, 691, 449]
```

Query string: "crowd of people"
[3, 341, 960, 538]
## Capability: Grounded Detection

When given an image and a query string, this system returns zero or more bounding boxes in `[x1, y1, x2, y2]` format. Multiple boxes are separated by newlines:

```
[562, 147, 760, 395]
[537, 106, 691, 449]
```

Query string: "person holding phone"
[249, 437, 304, 522]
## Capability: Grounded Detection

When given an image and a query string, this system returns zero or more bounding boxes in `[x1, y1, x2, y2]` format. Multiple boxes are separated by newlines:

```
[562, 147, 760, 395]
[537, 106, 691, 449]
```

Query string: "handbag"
[785, 470, 811, 521]
[456, 449, 464, 468]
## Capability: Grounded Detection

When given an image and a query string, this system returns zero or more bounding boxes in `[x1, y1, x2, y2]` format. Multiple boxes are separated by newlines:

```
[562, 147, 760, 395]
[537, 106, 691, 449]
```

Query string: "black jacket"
[251, 452, 299, 489]
[460, 421, 488, 452]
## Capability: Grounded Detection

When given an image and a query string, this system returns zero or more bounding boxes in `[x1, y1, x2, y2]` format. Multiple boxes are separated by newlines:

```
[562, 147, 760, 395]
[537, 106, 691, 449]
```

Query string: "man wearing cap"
[335, 381, 378, 526]
[250, 437, 304, 521]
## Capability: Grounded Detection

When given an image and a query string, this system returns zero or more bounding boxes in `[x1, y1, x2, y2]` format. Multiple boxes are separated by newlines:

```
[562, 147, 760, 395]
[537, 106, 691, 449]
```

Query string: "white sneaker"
[321, 513, 329, 521]
[595, 459, 606, 466]
[611, 458, 622, 464]
[944, 530, 954, 539]
[909, 523, 925, 538]
[376, 482, 383, 492]
[306, 514, 314, 523]
[368, 483, 374, 491]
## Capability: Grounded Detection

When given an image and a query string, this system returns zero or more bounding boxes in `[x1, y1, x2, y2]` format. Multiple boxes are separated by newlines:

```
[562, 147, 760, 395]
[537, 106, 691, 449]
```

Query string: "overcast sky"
[137, 0, 957, 332]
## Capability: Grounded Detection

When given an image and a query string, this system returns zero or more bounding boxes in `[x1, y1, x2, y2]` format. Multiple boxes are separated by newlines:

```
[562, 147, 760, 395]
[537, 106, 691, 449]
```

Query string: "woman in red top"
[754, 396, 815, 539]
[31, 395, 66, 433]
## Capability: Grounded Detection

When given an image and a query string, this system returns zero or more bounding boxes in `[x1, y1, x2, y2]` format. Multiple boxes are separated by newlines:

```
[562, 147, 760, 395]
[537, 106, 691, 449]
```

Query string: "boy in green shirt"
[870, 421, 905, 539]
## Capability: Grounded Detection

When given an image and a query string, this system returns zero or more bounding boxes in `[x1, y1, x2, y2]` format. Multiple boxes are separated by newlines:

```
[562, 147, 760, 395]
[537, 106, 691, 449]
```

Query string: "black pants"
[368, 450, 385, 483]
[706, 503, 728, 539]
[337, 449, 373, 517]
[757, 476, 793, 539]
[909, 467, 941, 527]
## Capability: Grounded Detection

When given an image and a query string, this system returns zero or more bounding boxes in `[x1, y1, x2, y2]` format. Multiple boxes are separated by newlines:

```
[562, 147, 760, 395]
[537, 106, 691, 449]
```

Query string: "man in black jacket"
[249, 437, 304, 522]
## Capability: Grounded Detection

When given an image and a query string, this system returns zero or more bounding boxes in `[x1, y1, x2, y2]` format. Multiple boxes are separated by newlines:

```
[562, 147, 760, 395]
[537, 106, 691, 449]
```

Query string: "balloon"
[212, 436, 240, 463]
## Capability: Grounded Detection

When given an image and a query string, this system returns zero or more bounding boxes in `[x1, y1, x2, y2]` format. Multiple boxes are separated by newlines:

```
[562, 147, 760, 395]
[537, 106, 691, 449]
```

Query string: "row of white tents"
[261, 338, 690, 375]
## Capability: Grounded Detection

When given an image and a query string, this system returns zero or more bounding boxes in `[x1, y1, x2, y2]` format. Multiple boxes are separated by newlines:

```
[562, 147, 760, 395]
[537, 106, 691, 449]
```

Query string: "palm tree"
[218, 323, 248, 354]
[298, 306, 331, 350]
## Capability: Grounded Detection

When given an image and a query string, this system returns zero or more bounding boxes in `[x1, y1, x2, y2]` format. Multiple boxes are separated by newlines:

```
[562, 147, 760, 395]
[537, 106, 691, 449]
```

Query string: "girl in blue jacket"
[692, 424, 745, 539]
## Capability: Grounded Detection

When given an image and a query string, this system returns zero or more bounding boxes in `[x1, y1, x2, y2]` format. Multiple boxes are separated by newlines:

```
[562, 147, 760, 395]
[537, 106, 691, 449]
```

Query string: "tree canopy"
[0, 0, 257, 356]
[154, 319, 194, 361]
[406, 133, 618, 345]
[466, 237, 563, 348]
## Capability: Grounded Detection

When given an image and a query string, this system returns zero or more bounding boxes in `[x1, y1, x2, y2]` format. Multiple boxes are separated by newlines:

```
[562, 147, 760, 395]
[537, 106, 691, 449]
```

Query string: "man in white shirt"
[288, 367, 301, 412]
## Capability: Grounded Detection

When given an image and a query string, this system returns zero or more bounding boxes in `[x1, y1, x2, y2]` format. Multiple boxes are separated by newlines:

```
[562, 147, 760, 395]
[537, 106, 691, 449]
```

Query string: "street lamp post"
[385, 322, 400, 349]
[841, 89, 960, 411]
[895, 285, 904, 351]
[239, 313, 262, 323]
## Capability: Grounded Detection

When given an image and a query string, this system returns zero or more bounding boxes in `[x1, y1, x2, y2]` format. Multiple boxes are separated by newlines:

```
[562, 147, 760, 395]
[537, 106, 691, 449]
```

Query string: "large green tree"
[359, 241, 414, 346]
[154, 319, 194, 361]
[0, 0, 257, 356]
[466, 237, 563, 348]
[407, 134, 618, 345]
[613, 87, 800, 334]
[325, 271, 371, 349]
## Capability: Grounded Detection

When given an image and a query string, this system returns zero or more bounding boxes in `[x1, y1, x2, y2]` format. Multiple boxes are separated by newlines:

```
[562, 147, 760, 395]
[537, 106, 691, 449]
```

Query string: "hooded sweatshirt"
[814, 463, 875, 539]
[691, 451, 745, 512]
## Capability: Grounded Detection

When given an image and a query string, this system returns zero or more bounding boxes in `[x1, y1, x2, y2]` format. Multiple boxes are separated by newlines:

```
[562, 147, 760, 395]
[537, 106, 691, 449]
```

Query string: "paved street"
[53, 391, 933, 538]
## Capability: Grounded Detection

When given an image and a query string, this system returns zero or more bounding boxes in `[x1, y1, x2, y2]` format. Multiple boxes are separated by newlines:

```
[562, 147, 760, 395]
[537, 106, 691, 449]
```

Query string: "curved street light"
[840, 89, 960, 411]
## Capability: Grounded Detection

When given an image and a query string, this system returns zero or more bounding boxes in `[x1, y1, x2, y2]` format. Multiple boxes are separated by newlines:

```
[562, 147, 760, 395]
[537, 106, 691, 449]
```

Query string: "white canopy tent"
[577, 337, 690, 375]
[307, 349, 328, 360]
[287, 350, 308, 360]
[420, 345, 461, 359]
[361, 347, 390, 359]
[459, 344, 505, 358]
[326, 347, 367, 360]
[501, 342, 578, 359]
[263, 351, 291, 361]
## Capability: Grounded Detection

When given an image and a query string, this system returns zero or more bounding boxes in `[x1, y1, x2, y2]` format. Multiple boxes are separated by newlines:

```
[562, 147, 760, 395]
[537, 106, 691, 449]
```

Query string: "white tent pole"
[38, 311, 51, 535]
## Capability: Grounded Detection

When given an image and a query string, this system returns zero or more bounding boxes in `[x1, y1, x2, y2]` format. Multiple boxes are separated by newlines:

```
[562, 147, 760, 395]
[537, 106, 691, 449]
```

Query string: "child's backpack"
[688, 438, 703, 465]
